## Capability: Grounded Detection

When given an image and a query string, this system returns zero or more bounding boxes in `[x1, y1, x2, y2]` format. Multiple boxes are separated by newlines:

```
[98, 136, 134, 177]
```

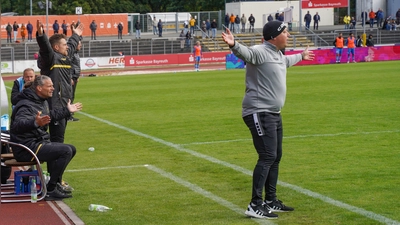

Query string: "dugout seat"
[1, 132, 47, 203]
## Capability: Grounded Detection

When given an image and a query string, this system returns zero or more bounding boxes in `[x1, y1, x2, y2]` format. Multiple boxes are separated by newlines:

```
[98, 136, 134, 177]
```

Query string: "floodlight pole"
[30, 0, 32, 15]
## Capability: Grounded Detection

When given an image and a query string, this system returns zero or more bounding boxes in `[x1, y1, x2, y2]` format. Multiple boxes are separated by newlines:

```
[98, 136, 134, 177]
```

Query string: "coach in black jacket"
[36, 20, 84, 143]
[10, 75, 82, 200]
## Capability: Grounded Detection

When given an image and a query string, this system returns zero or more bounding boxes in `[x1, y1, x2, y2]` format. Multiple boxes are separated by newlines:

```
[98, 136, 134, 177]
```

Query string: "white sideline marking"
[66, 164, 274, 225]
[78, 111, 400, 225]
[180, 130, 400, 146]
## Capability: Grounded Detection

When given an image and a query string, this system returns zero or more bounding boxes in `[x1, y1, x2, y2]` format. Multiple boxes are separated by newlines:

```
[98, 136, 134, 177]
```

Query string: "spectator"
[70, 40, 82, 122]
[10, 75, 82, 200]
[13, 21, 19, 42]
[313, 12, 320, 30]
[248, 14, 255, 33]
[62, 20, 68, 36]
[118, 22, 123, 39]
[206, 19, 211, 37]
[135, 21, 141, 39]
[268, 14, 274, 22]
[11, 68, 36, 107]
[396, 8, 400, 25]
[366, 34, 374, 47]
[158, 19, 163, 37]
[369, 9, 376, 28]
[190, 16, 196, 35]
[230, 13, 235, 32]
[241, 14, 247, 33]
[183, 20, 189, 35]
[179, 30, 185, 51]
[20, 23, 27, 42]
[234, 15, 241, 34]
[277, 13, 284, 22]
[6, 22, 12, 43]
[224, 13, 230, 30]
[350, 17, 356, 29]
[355, 35, 362, 47]
[90, 20, 97, 40]
[26, 21, 33, 42]
[361, 10, 368, 27]
[201, 21, 207, 38]
[343, 15, 350, 29]
[53, 20, 59, 34]
[376, 9, 384, 28]
[211, 19, 218, 39]
[185, 30, 192, 48]
[153, 16, 158, 35]
[304, 11, 312, 29]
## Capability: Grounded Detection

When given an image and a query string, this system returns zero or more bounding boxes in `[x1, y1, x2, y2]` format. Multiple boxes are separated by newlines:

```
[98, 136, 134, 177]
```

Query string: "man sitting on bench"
[10, 75, 82, 200]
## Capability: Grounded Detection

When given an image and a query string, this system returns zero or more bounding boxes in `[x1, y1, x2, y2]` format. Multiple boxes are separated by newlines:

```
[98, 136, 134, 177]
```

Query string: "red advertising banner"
[0, 14, 128, 39]
[124, 52, 229, 67]
[302, 0, 348, 9]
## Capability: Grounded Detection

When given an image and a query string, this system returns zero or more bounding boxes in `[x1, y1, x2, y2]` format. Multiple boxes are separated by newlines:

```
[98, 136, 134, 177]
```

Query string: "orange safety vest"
[347, 37, 355, 48]
[336, 37, 344, 48]
[194, 45, 202, 56]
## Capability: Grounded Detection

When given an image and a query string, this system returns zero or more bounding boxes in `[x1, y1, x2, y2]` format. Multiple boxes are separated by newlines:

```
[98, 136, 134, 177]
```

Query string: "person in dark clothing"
[248, 14, 255, 33]
[53, 20, 59, 34]
[366, 34, 374, 47]
[69, 40, 82, 122]
[117, 22, 123, 39]
[62, 20, 68, 36]
[304, 11, 312, 29]
[90, 20, 97, 40]
[355, 35, 362, 47]
[313, 12, 320, 30]
[10, 75, 82, 201]
[6, 22, 12, 43]
[211, 19, 218, 39]
[225, 13, 230, 29]
[13, 21, 19, 42]
[26, 21, 33, 42]
[11, 68, 36, 107]
[268, 14, 273, 22]
[36, 20, 83, 143]
[158, 19, 163, 37]
[135, 21, 141, 39]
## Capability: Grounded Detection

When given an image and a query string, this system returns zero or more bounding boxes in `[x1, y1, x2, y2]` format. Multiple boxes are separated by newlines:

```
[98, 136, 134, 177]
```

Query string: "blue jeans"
[136, 30, 141, 38]
[212, 28, 217, 38]
[153, 26, 158, 35]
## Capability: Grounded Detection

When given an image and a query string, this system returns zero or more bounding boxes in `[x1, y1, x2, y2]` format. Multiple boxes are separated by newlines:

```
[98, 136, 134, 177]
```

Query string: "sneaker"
[68, 117, 79, 122]
[57, 182, 72, 194]
[45, 187, 72, 201]
[61, 180, 74, 192]
[265, 199, 294, 212]
[244, 203, 278, 219]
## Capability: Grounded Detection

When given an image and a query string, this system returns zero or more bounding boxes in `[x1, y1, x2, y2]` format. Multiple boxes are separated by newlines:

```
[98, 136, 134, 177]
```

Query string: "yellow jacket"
[343, 16, 350, 24]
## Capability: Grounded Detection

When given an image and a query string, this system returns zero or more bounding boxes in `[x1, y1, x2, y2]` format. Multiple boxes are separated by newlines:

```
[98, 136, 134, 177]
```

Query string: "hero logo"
[85, 59, 96, 68]
[129, 57, 135, 65]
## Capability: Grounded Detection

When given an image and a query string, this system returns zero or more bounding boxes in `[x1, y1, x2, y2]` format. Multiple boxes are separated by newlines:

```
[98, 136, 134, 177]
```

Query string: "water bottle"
[88, 204, 112, 212]
[1, 114, 9, 131]
[30, 176, 37, 203]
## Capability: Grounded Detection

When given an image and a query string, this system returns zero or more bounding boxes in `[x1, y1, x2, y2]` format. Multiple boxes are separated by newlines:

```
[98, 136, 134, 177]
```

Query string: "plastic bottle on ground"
[30, 176, 37, 203]
[88, 204, 112, 212]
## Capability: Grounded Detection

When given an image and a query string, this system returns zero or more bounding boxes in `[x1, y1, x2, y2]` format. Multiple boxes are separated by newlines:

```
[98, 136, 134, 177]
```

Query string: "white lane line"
[144, 164, 274, 225]
[66, 164, 274, 225]
[179, 130, 400, 146]
[77, 111, 400, 225]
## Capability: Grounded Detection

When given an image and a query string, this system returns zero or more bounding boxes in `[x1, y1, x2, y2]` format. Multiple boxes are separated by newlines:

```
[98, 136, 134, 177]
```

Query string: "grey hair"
[31, 75, 51, 90]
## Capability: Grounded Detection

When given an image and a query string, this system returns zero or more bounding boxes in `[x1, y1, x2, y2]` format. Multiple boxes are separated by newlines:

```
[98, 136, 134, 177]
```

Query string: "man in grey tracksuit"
[222, 21, 314, 219]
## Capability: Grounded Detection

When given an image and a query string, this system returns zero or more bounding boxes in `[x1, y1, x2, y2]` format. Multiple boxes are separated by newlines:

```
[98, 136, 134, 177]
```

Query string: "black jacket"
[70, 51, 81, 81]
[10, 88, 70, 161]
[36, 32, 80, 111]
